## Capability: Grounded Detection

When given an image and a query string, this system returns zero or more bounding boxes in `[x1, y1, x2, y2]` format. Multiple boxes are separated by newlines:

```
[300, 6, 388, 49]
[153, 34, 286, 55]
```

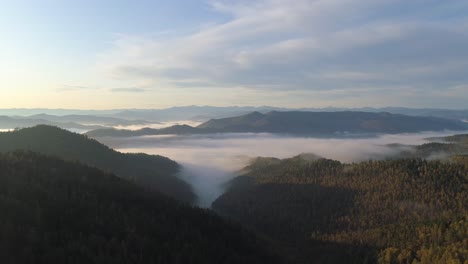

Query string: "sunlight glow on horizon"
[1, 0, 467, 109]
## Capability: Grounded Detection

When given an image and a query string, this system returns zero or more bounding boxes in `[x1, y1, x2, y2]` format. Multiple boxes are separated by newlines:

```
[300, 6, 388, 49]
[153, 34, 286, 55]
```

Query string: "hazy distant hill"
[362, 107, 468, 120]
[25, 114, 150, 126]
[0, 151, 278, 264]
[0, 125, 195, 203]
[198, 111, 468, 133]
[0, 114, 150, 131]
[110, 106, 288, 122]
[2, 106, 466, 122]
[110, 106, 468, 122]
[86, 111, 468, 137]
[0, 116, 105, 130]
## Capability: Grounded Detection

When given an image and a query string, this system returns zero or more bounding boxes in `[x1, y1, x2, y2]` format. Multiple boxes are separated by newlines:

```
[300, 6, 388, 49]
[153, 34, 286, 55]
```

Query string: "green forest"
[0, 151, 278, 264]
[213, 154, 468, 263]
[0, 125, 195, 203]
[1, 126, 467, 263]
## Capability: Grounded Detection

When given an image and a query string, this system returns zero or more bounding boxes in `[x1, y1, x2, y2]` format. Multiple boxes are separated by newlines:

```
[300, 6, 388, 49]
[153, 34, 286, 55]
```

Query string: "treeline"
[0, 151, 279, 264]
[388, 133, 468, 160]
[0, 125, 195, 203]
[213, 156, 467, 263]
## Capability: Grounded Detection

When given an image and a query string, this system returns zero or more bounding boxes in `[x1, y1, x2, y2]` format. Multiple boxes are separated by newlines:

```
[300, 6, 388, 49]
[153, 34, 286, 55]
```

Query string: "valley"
[0, 116, 467, 263]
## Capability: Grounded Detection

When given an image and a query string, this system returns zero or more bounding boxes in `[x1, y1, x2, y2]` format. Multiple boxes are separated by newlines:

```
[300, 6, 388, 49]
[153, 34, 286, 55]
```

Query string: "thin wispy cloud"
[110, 87, 146, 93]
[3, 1, 466, 108]
[96, 0, 468, 107]
[56, 85, 97, 93]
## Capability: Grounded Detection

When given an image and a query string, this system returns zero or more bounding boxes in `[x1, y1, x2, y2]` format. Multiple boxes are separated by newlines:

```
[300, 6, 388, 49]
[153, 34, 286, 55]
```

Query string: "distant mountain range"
[86, 111, 468, 137]
[0, 116, 105, 131]
[1, 106, 467, 122]
[25, 114, 149, 126]
[0, 114, 150, 131]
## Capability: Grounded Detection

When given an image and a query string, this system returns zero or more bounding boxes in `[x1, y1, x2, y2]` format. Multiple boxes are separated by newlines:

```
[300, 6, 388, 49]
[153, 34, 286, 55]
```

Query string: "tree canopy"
[0, 151, 279, 264]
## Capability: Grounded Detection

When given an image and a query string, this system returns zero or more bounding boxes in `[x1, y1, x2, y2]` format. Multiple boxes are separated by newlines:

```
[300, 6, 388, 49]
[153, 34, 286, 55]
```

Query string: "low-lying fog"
[97, 131, 465, 207]
[0, 120, 202, 134]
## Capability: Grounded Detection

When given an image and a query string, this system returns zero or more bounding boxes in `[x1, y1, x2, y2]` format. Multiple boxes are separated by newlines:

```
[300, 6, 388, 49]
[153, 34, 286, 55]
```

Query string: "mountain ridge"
[1, 106, 467, 122]
[0, 125, 195, 203]
[86, 111, 468, 137]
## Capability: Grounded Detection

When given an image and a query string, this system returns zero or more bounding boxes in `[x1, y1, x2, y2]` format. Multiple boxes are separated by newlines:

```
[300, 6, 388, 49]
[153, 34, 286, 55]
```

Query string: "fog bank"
[98, 131, 466, 207]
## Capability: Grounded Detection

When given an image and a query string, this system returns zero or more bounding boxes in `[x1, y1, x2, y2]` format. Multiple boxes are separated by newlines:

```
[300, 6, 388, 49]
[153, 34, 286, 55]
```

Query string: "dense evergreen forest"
[214, 153, 467, 263]
[0, 126, 195, 203]
[1, 126, 467, 263]
[0, 151, 278, 264]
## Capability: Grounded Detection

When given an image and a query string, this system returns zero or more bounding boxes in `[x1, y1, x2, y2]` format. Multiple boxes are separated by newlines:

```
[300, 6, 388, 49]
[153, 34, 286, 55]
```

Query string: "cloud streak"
[110, 87, 146, 93]
[97, 0, 468, 107]
[56, 85, 98, 92]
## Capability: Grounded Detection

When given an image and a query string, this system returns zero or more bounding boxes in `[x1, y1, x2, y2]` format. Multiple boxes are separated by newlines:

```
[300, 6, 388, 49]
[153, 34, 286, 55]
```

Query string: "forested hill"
[0, 125, 195, 203]
[213, 156, 468, 263]
[0, 151, 279, 264]
[85, 111, 468, 137]
[198, 111, 468, 133]
[389, 133, 468, 160]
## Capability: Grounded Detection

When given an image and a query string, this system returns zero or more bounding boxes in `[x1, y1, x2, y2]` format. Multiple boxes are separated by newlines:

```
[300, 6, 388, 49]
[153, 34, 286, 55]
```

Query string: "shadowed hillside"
[0, 151, 279, 264]
[0, 125, 195, 203]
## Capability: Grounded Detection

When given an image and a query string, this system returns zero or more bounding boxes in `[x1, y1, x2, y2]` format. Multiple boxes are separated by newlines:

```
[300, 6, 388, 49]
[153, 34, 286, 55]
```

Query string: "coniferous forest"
[0, 151, 278, 264]
[0, 126, 195, 203]
[213, 156, 468, 263]
[0, 126, 467, 263]
[2, 1, 468, 263]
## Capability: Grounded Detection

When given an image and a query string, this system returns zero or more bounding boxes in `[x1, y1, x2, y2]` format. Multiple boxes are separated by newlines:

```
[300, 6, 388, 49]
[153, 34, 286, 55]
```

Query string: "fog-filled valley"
[2, 1, 468, 262]
[1, 109, 467, 209]
[95, 131, 467, 207]
[1, 110, 467, 263]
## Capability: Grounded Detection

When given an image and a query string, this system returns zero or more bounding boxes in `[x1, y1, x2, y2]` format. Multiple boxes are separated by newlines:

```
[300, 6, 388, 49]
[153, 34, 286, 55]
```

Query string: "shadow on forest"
[213, 180, 377, 263]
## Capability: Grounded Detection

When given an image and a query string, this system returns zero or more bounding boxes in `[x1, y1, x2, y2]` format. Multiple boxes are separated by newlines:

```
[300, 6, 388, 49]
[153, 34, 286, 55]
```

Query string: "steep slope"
[0, 151, 278, 264]
[0, 125, 195, 203]
[213, 156, 468, 263]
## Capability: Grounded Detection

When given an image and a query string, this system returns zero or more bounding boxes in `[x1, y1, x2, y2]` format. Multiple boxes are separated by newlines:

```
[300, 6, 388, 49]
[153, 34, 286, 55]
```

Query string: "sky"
[1, 0, 467, 109]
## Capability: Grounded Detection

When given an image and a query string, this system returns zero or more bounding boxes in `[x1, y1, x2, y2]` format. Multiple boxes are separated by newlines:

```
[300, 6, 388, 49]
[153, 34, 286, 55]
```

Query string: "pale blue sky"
[1, 0, 467, 109]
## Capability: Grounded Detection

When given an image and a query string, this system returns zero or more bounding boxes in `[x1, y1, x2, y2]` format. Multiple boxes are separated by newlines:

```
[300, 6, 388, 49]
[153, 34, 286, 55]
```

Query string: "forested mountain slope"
[0, 126, 195, 203]
[213, 156, 468, 263]
[0, 151, 278, 264]
[389, 133, 468, 160]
